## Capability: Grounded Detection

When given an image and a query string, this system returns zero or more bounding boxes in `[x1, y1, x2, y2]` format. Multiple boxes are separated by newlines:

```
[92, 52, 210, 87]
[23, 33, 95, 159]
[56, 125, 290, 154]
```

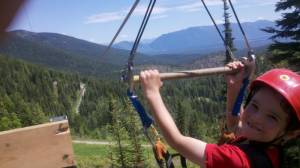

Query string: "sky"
[9, 0, 280, 45]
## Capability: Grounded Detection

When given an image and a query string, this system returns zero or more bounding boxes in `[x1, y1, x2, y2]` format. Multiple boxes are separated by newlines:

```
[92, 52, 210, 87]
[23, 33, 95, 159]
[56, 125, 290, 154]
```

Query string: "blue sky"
[9, 0, 280, 45]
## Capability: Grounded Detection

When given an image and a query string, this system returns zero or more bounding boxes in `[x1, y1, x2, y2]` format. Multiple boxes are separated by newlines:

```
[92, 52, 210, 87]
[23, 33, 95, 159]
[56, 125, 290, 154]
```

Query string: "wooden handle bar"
[133, 66, 236, 82]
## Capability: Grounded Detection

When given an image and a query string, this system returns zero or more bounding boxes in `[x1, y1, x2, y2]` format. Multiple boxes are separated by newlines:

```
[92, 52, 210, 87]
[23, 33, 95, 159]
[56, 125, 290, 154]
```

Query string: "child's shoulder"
[205, 138, 280, 168]
[205, 142, 250, 168]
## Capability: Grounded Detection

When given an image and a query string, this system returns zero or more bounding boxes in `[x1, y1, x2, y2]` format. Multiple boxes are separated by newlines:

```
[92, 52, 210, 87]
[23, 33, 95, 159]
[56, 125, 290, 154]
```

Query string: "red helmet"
[250, 69, 300, 121]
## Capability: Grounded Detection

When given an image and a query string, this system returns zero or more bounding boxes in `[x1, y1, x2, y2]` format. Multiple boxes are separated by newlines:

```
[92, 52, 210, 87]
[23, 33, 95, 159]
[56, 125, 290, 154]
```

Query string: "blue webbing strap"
[231, 78, 250, 116]
[127, 89, 153, 128]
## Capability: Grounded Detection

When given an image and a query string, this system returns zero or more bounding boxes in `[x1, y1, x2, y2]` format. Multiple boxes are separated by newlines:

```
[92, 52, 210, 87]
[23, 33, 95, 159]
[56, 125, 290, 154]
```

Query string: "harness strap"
[179, 155, 187, 168]
[232, 78, 250, 116]
[128, 90, 185, 168]
[170, 154, 187, 168]
[127, 90, 153, 128]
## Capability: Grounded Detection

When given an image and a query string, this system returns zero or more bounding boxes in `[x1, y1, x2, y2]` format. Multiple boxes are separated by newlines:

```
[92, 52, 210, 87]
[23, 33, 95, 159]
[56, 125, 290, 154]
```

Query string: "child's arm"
[225, 61, 245, 132]
[140, 70, 207, 167]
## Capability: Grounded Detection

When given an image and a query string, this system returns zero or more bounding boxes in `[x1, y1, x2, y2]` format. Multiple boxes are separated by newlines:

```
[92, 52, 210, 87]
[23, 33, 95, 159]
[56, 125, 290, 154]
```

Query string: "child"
[139, 62, 300, 168]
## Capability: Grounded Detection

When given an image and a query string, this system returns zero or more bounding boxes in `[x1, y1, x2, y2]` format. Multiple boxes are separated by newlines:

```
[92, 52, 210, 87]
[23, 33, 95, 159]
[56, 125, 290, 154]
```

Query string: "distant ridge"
[0, 28, 270, 78]
[0, 30, 153, 78]
[114, 20, 274, 55]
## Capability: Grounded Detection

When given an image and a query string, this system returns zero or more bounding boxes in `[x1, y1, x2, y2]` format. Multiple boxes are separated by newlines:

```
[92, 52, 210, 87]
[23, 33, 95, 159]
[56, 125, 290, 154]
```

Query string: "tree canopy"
[263, 0, 300, 70]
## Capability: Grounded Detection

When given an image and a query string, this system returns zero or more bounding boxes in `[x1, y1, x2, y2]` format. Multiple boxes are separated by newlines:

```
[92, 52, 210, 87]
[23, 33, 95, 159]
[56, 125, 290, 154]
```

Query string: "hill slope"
[114, 20, 274, 55]
[0, 30, 154, 78]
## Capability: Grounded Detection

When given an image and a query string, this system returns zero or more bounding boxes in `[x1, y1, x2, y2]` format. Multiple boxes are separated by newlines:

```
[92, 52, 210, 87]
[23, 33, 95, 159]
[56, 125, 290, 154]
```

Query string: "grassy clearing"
[73, 143, 199, 168]
[73, 143, 110, 168]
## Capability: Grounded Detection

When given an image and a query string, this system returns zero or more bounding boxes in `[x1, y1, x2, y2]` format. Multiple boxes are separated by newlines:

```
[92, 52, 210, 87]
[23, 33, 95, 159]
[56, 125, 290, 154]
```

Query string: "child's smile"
[238, 87, 289, 142]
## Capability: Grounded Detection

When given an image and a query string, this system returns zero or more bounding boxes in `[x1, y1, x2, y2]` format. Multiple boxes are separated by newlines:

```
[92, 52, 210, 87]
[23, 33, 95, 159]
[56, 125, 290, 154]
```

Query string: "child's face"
[239, 87, 289, 142]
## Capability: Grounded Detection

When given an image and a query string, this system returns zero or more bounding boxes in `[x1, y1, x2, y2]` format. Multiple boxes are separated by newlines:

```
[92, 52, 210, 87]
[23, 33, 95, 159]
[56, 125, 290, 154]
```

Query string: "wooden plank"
[0, 120, 76, 168]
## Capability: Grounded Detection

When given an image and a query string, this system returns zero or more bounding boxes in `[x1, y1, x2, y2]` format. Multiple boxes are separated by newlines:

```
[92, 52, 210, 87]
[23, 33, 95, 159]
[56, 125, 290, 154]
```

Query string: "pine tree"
[123, 99, 145, 167]
[176, 99, 189, 135]
[223, 0, 236, 63]
[262, 0, 300, 70]
[108, 97, 131, 168]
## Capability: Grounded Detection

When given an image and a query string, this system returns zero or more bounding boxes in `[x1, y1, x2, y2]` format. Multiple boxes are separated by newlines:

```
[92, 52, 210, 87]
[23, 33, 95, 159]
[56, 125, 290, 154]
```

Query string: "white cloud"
[85, 11, 124, 24]
[215, 19, 223, 24]
[85, 5, 170, 24]
[133, 5, 169, 16]
[256, 16, 265, 20]
[120, 34, 129, 39]
[175, 1, 218, 13]
[89, 38, 96, 42]
[151, 14, 168, 20]
[238, 0, 276, 9]
[175, 2, 202, 12]
[257, 1, 277, 7]
[84, 0, 241, 24]
[61, 32, 68, 36]
[169, 0, 237, 13]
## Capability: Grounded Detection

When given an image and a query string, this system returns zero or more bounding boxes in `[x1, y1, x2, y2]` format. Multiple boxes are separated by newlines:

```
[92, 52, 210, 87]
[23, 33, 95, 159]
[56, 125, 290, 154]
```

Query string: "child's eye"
[250, 103, 258, 110]
[268, 115, 278, 122]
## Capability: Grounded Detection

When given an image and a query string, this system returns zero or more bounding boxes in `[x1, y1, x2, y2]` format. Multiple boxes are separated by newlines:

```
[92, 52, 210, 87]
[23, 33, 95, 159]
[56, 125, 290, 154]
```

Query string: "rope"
[101, 0, 140, 58]
[200, 0, 235, 60]
[129, 0, 156, 64]
[232, 78, 249, 116]
[228, 0, 252, 52]
[127, 90, 153, 128]
[128, 0, 156, 91]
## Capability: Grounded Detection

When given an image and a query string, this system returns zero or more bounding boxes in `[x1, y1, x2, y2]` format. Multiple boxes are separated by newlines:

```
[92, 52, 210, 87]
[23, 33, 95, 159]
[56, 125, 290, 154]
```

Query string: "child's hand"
[140, 69, 163, 98]
[226, 61, 245, 89]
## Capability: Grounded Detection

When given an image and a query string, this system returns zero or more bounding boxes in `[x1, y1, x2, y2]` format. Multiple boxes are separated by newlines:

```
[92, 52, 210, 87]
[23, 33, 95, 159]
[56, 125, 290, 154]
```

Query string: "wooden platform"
[0, 120, 76, 168]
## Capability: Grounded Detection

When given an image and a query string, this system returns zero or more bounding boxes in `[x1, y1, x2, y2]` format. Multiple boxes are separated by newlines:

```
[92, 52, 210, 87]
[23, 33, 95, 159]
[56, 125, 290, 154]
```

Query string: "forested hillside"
[1, 51, 299, 167]
[0, 54, 225, 140]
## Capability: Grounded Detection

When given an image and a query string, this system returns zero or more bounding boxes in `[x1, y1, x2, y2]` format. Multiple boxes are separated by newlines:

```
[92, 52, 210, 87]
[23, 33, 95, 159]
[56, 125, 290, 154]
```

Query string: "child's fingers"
[140, 69, 160, 81]
[226, 61, 244, 70]
[144, 70, 151, 79]
[140, 71, 146, 80]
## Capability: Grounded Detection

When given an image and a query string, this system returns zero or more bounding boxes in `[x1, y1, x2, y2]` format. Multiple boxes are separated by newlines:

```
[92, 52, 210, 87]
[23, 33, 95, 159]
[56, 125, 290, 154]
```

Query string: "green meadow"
[73, 143, 199, 168]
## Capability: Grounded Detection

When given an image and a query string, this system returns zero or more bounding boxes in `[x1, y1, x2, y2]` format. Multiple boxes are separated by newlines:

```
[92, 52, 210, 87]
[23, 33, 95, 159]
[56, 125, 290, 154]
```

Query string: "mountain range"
[0, 20, 273, 78]
[113, 20, 274, 55]
[0, 30, 155, 78]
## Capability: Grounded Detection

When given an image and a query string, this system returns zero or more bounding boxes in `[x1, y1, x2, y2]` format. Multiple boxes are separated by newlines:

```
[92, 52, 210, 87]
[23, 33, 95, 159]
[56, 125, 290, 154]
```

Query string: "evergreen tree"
[108, 97, 131, 168]
[263, 0, 300, 70]
[223, 0, 236, 63]
[176, 99, 189, 135]
[221, 0, 235, 136]
[123, 99, 145, 167]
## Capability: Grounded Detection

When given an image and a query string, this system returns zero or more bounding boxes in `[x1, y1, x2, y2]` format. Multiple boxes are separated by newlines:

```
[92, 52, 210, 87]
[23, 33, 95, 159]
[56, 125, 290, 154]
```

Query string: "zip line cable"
[228, 0, 252, 52]
[129, 0, 156, 65]
[101, 0, 140, 58]
[128, 0, 156, 91]
[200, 0, 235, 61]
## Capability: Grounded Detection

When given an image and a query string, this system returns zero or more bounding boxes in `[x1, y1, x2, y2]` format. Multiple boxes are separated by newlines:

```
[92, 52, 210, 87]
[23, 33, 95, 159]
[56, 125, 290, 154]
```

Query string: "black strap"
[165, 151, 175, 168]
[154, 150, 187, 168]
[179, 155, 187, 168]
[237, 143, 274, 168]
[152, 147, 175, 168]
[170, 153, 187, 168]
